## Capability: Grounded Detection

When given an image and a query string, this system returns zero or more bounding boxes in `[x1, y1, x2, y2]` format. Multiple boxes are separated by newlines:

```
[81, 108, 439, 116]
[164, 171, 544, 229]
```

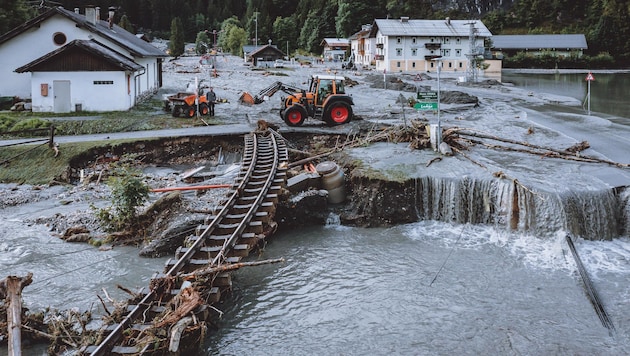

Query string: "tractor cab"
[311, 75, 345, 105]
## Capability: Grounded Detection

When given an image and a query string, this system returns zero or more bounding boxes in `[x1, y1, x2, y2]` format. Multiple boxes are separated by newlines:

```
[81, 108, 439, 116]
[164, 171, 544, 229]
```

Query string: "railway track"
[82, 129, 288, 355]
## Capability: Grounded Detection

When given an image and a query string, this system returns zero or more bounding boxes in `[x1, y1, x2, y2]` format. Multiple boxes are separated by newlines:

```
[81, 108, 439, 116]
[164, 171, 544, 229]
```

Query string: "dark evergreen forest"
[2, 0, 630, 62]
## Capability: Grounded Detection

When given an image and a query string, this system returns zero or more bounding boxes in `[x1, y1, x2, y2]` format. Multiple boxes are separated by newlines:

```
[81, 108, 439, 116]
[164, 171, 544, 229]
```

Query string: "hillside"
[2, 0, 629, 63]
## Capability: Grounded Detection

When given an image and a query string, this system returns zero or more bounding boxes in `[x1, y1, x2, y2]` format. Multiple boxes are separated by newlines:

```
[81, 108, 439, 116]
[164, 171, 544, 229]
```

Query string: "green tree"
[225, 26, 248, 56]
[272, 16, 297, 57]
[118, 14, 135, 33]
[169, 16, 185, 56]
[0, 0, 33, 35]
[195, 30, 210, 54]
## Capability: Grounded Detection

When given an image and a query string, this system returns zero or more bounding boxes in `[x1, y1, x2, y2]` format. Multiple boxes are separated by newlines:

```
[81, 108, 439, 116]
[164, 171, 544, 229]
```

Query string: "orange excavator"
[239, 74, 354, 126]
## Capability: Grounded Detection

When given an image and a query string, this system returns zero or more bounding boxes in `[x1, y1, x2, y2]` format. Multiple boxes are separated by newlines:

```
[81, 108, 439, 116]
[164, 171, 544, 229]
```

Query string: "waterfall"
[413, 176, 627, 240]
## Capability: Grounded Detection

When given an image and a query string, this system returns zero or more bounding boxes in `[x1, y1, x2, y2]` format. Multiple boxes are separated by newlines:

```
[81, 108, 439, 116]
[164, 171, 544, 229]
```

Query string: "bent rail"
[83, 130, 288, 355]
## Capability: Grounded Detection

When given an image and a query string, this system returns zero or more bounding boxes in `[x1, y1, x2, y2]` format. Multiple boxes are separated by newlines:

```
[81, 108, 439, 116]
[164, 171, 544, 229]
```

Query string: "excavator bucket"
[239, 92, 255, 105]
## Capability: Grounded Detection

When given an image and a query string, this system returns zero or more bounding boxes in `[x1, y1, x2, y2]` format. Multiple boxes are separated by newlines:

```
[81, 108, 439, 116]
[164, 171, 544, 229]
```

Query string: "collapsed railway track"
[82, 129, 289, 355]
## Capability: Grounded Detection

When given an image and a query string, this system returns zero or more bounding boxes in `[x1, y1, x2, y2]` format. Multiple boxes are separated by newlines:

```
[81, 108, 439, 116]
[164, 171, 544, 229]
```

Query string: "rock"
[276, 189, 329, 228]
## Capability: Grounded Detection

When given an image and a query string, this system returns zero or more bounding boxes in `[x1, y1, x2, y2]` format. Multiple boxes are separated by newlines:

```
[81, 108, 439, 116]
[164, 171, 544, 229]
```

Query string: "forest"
[2, 0, 630, 64]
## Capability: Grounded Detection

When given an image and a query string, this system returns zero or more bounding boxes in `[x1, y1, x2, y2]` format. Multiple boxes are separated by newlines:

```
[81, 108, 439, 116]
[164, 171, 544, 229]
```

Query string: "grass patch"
[0, 139, 134, 185]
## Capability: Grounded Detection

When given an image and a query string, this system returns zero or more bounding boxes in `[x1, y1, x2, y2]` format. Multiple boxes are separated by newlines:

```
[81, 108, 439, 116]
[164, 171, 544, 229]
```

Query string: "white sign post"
[585, 72, 595, 115]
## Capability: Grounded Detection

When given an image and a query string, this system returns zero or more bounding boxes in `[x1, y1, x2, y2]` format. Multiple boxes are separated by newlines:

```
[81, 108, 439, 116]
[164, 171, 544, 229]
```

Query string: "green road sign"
[414, 102, 438, 110]
[417, 91, 438, 100]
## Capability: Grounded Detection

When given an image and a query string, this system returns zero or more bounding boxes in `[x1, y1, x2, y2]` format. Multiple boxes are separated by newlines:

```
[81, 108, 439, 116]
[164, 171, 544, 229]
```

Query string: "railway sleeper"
[237, 193, 278, 205]
[176, 244, 250, 260]
[212, 220, 263, 235]
[230, 201, 274, 214]
[203, 211, 270, 225]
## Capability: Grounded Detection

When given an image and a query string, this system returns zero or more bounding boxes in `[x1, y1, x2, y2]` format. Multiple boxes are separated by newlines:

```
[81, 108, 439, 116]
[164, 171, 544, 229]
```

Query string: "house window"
[412, 62, 416, 68]
[412, 37, 417, 44]
[430, 62, 434, 68]
[448, 62, 452, 68]
[411, 48, 417, 56]
[396, 37, 402, 44]
[444, 38, 450, 44]
[459, 62, 463, 68]
[94, 80, 114, 85]
[396, 48, 402, 56]
[53, 32, 67, 45]
[456, 49, 461, 57]
[396, 62, 401, 68]
[442, 49, 450, 57]
[456, 38, 461, 44]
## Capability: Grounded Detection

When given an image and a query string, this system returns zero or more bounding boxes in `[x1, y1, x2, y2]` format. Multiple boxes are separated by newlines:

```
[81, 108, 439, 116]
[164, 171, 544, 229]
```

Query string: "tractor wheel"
[172, 105, 183, 117]
[199, 103, 210, 115]
[185, 106, 196, 118]
[283, 106, 307, 126]
[324, 102, 353, 126]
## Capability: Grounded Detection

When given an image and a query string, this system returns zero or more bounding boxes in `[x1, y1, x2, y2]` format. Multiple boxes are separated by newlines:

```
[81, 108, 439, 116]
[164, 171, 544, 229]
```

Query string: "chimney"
[74, 8, 79, 14]
[400, 16, 409, 23]
[445, 17, 451, 25]
[108, 6, 116, 29]
[96, 7, 100, 22]
[85, 7, 96, 24]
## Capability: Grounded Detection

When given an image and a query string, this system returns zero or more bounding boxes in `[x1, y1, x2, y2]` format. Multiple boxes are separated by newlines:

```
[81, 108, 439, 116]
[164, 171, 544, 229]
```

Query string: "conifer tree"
[169, 17, 185, 57]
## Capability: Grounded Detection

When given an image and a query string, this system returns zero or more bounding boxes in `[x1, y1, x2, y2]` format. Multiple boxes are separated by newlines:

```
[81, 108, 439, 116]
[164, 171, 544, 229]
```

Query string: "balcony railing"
[425, 43, 441, 50]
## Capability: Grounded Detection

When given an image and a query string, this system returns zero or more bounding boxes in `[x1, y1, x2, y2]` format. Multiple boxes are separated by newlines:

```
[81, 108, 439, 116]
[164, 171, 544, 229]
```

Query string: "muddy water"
[2, 71, 630, 355]
[203, 222, 630, 355]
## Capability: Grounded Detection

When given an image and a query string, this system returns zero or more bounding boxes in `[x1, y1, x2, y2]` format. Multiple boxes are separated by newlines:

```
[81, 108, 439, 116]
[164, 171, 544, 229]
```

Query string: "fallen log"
[451, 128, 629, 168]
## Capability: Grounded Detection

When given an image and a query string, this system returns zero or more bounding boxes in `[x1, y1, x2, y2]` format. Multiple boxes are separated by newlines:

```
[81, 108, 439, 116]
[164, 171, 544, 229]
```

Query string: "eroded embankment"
[60, 132, 630, 241]
[341, 167, 630, 241]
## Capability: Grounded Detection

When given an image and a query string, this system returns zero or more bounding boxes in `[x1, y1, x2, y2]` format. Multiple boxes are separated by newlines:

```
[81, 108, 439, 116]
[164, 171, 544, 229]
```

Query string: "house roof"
[320, 38, 350, 47]
[15, 39, 144, 73]
[370, 18, 492, 38]
[0, 6, 167, 58]
[248, 44, 284, 58]
[491, 34, 588, 50]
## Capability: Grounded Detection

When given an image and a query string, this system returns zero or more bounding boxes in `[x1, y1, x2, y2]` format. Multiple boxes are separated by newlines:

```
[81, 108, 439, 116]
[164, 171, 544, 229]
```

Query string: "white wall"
[0, 13, 161, 108]
[30, 71, 130, 112]
[0, 17, 79, 98]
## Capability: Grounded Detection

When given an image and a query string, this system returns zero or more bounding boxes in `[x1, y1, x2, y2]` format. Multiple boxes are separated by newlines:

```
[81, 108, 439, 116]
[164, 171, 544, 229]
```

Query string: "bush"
[93, 165, 150, 232]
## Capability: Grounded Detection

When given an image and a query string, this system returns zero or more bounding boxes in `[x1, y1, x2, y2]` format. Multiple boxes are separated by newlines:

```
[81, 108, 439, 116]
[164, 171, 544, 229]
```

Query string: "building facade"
[0, 6, 167, 113]
[369, 17, 499, 75]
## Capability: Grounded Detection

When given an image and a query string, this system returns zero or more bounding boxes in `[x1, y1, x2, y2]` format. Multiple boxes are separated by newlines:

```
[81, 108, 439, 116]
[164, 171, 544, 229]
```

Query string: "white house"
[349, 24, 375, 68]
[369, 17, 499, 74]
[0, 6, 168, 113]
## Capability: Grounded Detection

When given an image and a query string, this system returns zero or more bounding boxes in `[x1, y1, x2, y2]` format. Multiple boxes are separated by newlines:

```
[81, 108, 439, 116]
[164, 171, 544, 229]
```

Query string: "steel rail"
[86, 132, 283, 355]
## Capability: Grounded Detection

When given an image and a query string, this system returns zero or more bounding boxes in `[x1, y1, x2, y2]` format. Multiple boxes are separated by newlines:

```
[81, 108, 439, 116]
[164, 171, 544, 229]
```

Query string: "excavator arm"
[239, 81, 303, 105]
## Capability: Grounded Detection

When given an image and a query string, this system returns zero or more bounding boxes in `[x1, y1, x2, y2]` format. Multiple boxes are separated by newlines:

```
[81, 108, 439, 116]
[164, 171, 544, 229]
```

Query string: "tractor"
[239, 74, 354, 126]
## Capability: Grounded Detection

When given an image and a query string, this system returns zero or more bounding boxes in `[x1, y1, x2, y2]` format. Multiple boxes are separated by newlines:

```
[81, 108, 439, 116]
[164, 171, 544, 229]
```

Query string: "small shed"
[15, 39, 143, 112]
[246, 44, 285, 67]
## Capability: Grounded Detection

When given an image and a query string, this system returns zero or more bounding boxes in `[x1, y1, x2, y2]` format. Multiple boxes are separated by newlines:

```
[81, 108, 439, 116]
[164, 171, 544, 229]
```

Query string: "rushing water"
[2, 71, 630, 355]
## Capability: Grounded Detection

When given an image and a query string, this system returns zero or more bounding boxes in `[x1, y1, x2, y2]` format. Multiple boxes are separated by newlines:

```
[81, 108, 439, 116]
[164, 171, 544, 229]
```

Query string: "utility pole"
[254, 12, 258, 47]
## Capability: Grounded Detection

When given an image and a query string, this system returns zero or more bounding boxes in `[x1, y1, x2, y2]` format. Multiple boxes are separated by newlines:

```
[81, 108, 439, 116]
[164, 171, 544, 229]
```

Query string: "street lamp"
[254, 12, 258, 47]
